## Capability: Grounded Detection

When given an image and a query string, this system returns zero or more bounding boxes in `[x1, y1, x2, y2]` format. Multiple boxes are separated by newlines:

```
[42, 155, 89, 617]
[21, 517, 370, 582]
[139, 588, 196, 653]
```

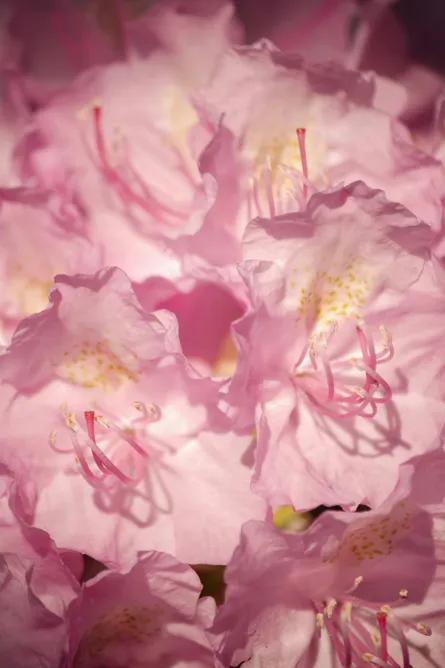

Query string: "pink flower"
[66, 550, 217, 668]
[0, 462, 80, 667]
[236, 181, 445, 509]
[12, 2, 242, 246]
[196, 41, 445, 229]
[14, 72, 246, 268]
[0, 267, 265, 566]
[212, 447, 445, 668]
[0, 480, 81, 619]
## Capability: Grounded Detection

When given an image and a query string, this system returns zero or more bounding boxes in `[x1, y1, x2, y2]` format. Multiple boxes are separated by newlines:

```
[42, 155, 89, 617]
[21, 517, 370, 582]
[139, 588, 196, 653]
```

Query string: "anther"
[316, 612, 325, 629]
[345, 575, 363, 593]
[416, 622, 432, 636]
[342, 602, 352, 622]
[325, 599, 337, 618]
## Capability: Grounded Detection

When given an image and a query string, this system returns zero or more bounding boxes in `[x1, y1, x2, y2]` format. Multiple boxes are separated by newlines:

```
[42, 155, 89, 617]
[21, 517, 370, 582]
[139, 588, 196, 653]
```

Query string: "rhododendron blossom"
[66, 551, 217, 667]
[237, 181, 445, 509]
[197, 40, 445, 228]
[213, 448, 445, 668]
[0, 267, 265, 566]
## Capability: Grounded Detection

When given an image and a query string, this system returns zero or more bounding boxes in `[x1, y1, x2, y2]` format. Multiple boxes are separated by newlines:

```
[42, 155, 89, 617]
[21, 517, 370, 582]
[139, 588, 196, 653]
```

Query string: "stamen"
[383, 609, 411, 668]
[296, 128, 309, 201]
[378, 325, 394, 362]
[92, 105, 181, 225]
[84, 410, 108, 473]
[60, 405, 152, 487]
[345, 575, 363, 594]
[324, 616, 348, 667]
[341, 605, 353, 668]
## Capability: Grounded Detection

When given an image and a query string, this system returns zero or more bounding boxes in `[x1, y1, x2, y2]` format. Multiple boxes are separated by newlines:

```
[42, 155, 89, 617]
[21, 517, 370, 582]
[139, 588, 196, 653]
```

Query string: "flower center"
[58, 338, 140, 390]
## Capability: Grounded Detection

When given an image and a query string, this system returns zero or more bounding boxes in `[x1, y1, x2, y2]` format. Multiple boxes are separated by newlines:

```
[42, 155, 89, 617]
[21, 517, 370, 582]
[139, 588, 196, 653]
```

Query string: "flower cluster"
[0, 1, 445, 666]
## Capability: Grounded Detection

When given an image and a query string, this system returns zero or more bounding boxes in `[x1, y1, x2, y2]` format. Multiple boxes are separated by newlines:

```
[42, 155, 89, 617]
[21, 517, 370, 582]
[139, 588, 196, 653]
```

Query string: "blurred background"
[2, 0, 445, 137]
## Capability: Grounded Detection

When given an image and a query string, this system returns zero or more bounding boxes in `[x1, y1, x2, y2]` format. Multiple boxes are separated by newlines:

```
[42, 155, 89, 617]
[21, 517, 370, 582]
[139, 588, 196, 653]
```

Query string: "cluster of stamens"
[295, 323, 394, 419]
[248, 127, 310, 219]
[50, 402, 161, 487]
[317, 586, 432, 668]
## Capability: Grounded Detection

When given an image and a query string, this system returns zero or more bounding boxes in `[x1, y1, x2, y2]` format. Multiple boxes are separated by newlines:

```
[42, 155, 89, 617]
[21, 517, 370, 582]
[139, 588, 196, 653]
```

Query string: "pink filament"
[84, 410, 109, 473]
[296, 128, 309, 201]
[320, 599, 428, 668]
[62, 409, 153, 487]
[296, 325, 393, 419]
[92, 105, 182, 225]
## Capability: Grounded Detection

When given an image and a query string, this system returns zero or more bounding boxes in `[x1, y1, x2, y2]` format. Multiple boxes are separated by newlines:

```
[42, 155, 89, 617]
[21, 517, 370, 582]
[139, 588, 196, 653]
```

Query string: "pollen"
[289, 253, 374, 332]
[58, 339, 140, 390]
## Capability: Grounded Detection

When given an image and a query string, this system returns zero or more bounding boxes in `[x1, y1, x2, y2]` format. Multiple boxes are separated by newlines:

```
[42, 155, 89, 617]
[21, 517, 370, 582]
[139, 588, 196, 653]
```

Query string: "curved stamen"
[66, 417, 108, 487]
[351, 360, 392, 404]
[300, 323, 393, 419]
[77, 420, 139, 484]
[92, 105, 183, 226]
[320, 597, 431, 668]
[84, 410, 109, 473]
[60, 407, 153, 487]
